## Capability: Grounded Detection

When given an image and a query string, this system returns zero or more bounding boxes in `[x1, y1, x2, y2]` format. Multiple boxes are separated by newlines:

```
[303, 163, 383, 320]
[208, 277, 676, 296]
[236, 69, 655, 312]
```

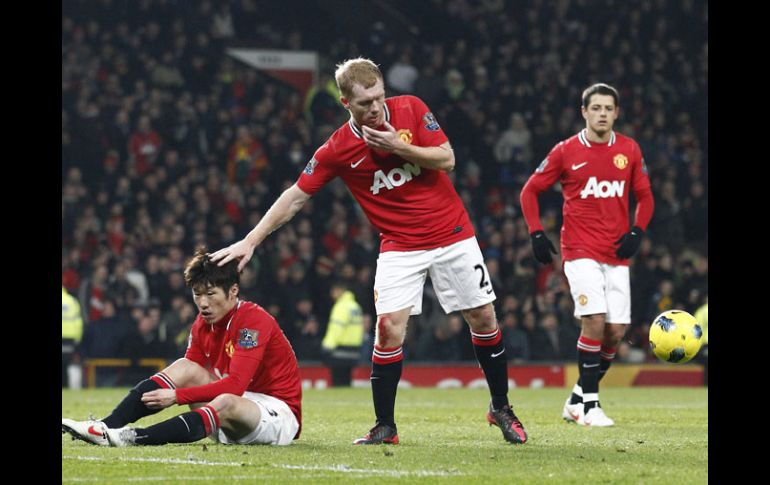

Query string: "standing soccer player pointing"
[210, 58, 527, 444]
[520, 83, 654, 426]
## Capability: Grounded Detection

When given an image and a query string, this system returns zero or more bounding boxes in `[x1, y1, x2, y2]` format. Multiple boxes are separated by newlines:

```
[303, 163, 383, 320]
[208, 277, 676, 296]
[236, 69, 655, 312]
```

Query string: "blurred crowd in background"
[62, 0, 707, 369]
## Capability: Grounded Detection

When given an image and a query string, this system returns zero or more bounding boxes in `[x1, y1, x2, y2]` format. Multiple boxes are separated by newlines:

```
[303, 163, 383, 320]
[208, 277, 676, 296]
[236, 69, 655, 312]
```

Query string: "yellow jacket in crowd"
[322, 290, 364, 351]
[62, 286, 83, 342]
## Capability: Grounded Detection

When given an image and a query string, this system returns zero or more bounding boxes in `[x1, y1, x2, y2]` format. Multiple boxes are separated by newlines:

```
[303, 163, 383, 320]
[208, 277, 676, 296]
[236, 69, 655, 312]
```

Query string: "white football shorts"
[563, 258, 631, 324]
[373, 236, 496, 315]
[215, 392, 298, 446]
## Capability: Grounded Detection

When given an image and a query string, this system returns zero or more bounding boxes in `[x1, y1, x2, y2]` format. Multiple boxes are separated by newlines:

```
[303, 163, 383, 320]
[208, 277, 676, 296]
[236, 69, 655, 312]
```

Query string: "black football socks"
[472, 326, 510, 410]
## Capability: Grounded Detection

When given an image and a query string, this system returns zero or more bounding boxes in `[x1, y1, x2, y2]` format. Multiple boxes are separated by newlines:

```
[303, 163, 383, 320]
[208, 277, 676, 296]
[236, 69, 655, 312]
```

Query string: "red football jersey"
[297, 95, 474, 252]
[521, 129, 654, 266]
[177, 300, 302, 437]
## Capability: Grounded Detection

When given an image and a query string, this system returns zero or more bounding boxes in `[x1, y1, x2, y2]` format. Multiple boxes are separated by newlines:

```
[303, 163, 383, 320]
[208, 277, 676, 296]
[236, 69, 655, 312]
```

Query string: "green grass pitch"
[62, 387, 707, 484]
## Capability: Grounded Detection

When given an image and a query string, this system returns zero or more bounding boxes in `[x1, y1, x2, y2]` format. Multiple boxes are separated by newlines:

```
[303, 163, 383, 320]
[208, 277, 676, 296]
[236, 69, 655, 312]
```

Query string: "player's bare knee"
[462, 303, 497, 332]
[209, 393, 239, 415]
[582, 314, 606, 327]
[580, 314, 606, 339]
[375, 314, 405, 347]
[604, 325, 627, 346]
[163, 358, 210, 386]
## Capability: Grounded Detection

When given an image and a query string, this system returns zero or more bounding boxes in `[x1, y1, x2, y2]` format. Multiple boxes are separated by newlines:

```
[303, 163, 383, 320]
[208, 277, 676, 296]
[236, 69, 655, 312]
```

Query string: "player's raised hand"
[208, 239, 256, 272]
[362, 121, 400, 152]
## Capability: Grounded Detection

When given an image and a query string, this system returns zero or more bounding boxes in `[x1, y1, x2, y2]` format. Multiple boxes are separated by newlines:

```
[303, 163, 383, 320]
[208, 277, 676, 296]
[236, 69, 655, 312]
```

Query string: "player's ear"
[229, 284, 239, 298]
[340, 97, 349, 110]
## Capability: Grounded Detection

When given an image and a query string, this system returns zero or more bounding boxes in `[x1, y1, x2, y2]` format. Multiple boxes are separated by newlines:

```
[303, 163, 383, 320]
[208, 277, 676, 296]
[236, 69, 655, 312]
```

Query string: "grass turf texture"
[63, 387, 707, 484]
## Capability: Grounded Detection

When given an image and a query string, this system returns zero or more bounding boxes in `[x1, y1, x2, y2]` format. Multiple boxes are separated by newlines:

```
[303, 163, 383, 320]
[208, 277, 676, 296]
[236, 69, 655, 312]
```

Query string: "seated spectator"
[500, 312, 529, 362]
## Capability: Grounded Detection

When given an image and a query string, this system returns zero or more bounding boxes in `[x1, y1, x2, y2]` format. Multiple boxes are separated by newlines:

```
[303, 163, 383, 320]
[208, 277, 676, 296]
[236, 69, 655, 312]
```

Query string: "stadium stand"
[62, 0, 707, 376]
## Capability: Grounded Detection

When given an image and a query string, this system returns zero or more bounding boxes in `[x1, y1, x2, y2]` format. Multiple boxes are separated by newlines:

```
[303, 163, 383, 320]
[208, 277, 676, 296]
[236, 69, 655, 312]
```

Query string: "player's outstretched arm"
[362, 121, 455, 172]
[209, 184, 311, 271]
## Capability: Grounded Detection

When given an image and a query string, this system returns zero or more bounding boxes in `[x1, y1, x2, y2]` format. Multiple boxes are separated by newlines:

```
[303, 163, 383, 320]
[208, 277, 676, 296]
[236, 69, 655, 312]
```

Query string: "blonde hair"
[334, 57, 383, 99]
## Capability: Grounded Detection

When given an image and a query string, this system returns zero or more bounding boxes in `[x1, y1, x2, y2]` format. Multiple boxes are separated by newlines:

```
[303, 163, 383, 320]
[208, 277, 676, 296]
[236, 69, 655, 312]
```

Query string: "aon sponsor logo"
[580, 177, 625, 199]
[370, 163, 422, 195]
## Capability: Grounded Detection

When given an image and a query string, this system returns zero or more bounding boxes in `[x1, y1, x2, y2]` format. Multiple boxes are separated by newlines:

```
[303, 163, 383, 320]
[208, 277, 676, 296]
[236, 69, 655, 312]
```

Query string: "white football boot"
[61, 418, 109, 446]
[578, 406, 615, 427]
[562, 397, 584, 423]
[105, 426, 138, 447]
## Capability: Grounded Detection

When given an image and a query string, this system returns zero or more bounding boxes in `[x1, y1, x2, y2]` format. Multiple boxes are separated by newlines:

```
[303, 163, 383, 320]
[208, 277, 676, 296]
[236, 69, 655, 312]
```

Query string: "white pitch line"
[63, 456, 463, 477]
[63, 455, 242, 467]
[62, 475, 321, 483]
[276, 464, 463, 477]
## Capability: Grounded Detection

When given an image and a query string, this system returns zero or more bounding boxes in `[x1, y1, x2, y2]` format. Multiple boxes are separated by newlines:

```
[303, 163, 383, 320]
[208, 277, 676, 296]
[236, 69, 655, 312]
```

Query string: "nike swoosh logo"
[491, 350, 505, 358]
[88, 426, 104, 436]
[582, 363, 599, 368]
[486, 289, 493, 294]
[569, 411, 580, 420]
[351, 156, 366, 168]
[571, 162, 588, 170]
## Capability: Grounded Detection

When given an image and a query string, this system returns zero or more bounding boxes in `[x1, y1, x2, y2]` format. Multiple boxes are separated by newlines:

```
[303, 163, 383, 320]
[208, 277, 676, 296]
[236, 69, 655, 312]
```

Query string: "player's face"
[192, 283, 238, 325]
[343, 79, 386, 128]
[581, 94, 618, 136]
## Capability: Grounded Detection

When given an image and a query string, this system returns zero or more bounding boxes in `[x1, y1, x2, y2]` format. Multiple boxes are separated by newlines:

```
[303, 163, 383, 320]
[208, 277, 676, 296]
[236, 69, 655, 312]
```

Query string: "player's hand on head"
[614, 226, 644, 259]
[208, 239, 255, 272]
[530, 230, 557, 264]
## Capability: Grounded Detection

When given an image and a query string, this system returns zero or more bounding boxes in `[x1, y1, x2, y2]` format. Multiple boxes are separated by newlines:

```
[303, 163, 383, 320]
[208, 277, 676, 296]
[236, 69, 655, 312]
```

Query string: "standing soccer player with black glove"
[520, 83, 654, 427]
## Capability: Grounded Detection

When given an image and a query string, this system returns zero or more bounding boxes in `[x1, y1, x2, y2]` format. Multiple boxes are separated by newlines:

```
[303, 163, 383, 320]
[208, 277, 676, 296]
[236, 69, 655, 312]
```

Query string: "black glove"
[530, 231, 557, 264]
[614, 226, 644, 259]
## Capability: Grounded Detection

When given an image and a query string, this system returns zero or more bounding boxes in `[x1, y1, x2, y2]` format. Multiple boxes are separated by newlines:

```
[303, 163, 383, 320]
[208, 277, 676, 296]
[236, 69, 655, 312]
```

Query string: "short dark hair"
[582, 83, 619, 108]
[183, 246, 240, 293]
[331, 279, 350, 292]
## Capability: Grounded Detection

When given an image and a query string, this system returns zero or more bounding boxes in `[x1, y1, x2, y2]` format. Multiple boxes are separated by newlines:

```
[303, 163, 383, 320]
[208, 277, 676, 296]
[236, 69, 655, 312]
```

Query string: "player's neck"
[584, 127, 612, 144]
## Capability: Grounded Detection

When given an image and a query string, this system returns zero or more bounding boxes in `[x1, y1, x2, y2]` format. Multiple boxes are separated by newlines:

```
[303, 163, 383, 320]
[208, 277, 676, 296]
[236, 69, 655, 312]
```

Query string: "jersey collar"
[578, 128, 616, 147]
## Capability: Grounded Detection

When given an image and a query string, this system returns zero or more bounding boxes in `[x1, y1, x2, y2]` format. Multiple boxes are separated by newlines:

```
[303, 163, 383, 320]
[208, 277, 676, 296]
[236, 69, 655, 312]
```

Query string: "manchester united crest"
[613, 154, 629, 170]
[225, 340, 234, 357]
[397, 129, 413, 144]
[578, 294, 588, 306]
[373, 289, 379, 303]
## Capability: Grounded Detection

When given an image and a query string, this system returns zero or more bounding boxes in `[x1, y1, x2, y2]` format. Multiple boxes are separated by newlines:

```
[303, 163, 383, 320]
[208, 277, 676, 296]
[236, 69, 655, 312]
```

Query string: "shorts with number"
[214, 392, 299, 446]
[563, 258, 630, 323]
[373, 236, 496, 315]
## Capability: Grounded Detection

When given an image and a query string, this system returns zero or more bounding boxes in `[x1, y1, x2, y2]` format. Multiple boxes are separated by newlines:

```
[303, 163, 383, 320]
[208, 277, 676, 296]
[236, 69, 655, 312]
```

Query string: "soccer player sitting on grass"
[62, 247, 302, 447]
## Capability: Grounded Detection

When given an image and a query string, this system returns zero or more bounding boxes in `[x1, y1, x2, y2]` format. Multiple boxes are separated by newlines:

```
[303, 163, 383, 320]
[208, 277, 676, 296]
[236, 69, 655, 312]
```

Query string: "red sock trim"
[372, 345, 404, 364]
[194, 405, 220, 436]
[150, 372, 176, 389]
[577, 336, 602, 352]
[600, 345, 617, 361]
[471, 326, 502, 346]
